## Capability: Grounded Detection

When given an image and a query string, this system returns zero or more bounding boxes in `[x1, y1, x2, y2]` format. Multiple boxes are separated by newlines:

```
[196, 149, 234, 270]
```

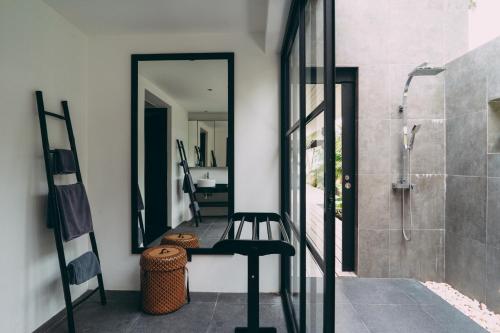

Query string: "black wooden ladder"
[176, 139, 203, 227]
[35, 91, 106, 333]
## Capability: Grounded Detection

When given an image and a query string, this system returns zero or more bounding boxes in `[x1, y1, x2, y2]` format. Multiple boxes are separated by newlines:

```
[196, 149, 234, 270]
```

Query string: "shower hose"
[402, 149, 413, 241]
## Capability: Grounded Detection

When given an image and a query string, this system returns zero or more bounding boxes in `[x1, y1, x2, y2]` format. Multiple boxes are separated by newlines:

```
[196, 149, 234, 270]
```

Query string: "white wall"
[87, 33, 280, 291]
[137, 75, 190, 229]
[0, 1, 89, 331]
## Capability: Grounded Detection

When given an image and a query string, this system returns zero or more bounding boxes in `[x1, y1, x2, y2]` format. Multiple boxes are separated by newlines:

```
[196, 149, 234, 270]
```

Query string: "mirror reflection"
[188, 119, 228, 167]
[135, 56, 232, 251]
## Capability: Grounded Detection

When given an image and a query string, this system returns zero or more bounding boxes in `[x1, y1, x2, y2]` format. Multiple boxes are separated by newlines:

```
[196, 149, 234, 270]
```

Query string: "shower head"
[408, 124, 421, 149]
[409, 62, 446, 77]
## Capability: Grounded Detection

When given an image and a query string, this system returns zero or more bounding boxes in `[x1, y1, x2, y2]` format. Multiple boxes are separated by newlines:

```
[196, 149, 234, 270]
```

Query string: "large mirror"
[131, 53, 234, 253]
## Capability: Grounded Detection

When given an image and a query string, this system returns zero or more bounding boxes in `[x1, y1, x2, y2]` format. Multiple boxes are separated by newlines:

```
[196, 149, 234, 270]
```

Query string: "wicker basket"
[161, 232, 200, 249]
[140, 245, 187, 314]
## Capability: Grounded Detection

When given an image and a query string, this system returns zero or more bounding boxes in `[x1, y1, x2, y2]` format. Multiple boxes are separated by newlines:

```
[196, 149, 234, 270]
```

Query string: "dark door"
[144, 108, 168, 244]
[336, 69, 357, 272]
[199, 129, 207, 167]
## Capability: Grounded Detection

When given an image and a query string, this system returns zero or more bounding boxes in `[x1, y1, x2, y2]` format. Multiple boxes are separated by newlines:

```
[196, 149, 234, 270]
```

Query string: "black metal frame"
[131, 52, 235, 254]
[176, 139, 203, 227]
[279, 0, 336, 332]
[335, 67, 358, 272]
[35, 91, 107, 333]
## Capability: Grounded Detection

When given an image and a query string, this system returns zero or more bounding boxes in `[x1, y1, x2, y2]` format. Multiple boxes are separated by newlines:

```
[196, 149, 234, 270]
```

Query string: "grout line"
[347, 301, 373, 333]
[446, 174, 485, 178]
[443, 78, 447, 282]
[484, 75, 489, 304]
[210, 293, 219, 322]
[126, 311, 144, 333]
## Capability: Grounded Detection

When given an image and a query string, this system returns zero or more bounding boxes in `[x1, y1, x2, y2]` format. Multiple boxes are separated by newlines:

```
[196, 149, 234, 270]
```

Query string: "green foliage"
[335, 134, 343, 218]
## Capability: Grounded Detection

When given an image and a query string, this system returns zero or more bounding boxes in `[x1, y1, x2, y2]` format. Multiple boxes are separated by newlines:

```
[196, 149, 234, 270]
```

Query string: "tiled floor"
[50, 292, 287, 333]
[336, 278, 487, 333]
[48, 279, 486, 333]
[154, 217, 228, 248]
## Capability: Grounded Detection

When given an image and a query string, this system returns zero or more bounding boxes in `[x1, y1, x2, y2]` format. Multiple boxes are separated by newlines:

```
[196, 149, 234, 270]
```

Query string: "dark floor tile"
[217, 293, 281, 305]
[189, 292, 219, 303]
[335, 303, 370, 333]
[353, 304, 442, 333]
[88, 290, 141, 305]
[335, 278, 352, 304]
[51, 300, 141, 333]
[208, 302, 286, 333]
[341, 278, 417, 305]
[203, 224, 228, 239]
[130, 302, 216, 333]
[421, 304, 487, 333]
[387, 279, 449, 306]
[199, 237, 220, 248]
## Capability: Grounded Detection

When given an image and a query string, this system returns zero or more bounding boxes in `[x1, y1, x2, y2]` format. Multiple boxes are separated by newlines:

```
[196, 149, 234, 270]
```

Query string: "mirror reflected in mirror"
[132, 53, 234, 253]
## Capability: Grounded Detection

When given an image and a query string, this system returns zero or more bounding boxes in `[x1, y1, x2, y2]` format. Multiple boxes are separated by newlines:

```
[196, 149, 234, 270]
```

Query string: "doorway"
[335, 68, 357, 274]
[144, 107, 169, 244]
[199, 128, 207, 167]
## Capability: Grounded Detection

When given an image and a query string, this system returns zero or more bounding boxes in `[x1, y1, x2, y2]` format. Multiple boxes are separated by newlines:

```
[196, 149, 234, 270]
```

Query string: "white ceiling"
[43, 0, 290, 53]
[139, 60, 228, 112]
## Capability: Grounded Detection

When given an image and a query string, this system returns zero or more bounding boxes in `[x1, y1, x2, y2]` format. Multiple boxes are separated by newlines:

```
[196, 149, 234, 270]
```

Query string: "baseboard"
[33, 289, 95, 333]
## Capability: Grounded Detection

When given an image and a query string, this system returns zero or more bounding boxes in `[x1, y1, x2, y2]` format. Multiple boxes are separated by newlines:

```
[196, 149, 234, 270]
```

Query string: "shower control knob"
[344, 175, 350, 181]
[345, 182, 351, 189]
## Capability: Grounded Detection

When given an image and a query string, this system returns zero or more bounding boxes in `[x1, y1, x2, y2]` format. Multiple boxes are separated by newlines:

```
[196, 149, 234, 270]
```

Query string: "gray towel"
[67, 251, 101, 285]
[52, 149, 76, 174]
[54, 183, 93, 241]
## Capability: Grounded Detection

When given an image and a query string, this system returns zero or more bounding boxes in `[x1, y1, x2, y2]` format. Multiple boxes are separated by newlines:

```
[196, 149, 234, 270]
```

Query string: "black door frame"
[131, 52, 234, 254]
[280, 0, 336, 332]
[336, 68, 358, 272]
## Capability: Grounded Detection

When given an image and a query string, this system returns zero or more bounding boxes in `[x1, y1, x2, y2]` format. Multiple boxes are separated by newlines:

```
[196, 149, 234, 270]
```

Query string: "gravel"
[424, 281, 500, 332]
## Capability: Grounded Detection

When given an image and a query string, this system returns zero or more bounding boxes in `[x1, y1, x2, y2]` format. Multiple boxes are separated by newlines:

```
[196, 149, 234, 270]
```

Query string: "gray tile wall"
[445, 36, 500, 312]
[336, 0, 469, 280]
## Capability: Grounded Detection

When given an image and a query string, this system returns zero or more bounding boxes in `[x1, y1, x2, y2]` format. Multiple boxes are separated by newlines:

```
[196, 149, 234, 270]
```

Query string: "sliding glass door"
[281, 0, 335, 332]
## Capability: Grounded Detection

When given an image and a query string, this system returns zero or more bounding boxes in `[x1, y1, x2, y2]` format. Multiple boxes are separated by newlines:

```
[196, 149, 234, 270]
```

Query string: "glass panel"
[290, 228, 301, 318]
[306, 249, 324, 333]
[290, 129, 301, 227]
[305, 0, 324, 116]
[290, 32, 300, 127]
[305, 113, 324, 258]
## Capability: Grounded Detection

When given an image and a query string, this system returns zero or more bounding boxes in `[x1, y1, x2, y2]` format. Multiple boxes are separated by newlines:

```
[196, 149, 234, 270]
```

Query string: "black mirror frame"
[131, 52, 235, 254]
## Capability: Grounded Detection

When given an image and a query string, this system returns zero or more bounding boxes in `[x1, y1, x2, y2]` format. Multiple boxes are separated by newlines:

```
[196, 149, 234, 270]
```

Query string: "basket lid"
[140, 245, 187, 271]
[163, 233, 197, 242]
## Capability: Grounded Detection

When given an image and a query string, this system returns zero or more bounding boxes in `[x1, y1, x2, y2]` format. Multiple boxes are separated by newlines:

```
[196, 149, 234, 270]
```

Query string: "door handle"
[344, 174, 352, 189]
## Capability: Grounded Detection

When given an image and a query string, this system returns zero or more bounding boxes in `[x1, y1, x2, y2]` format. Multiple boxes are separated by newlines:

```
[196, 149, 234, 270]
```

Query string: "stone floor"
[50, 292, 287, 333]
[153, 217, 228, 248]
[48, 278, 486, 333]
[336, 278, 487, 333]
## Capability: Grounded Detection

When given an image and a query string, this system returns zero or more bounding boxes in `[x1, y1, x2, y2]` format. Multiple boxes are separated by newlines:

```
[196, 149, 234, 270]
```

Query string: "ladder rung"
[45, 111, 66, 120]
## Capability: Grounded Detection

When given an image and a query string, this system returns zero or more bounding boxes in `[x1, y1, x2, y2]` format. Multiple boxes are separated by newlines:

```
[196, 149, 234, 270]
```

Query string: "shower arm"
[400, 75, 414, 122]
